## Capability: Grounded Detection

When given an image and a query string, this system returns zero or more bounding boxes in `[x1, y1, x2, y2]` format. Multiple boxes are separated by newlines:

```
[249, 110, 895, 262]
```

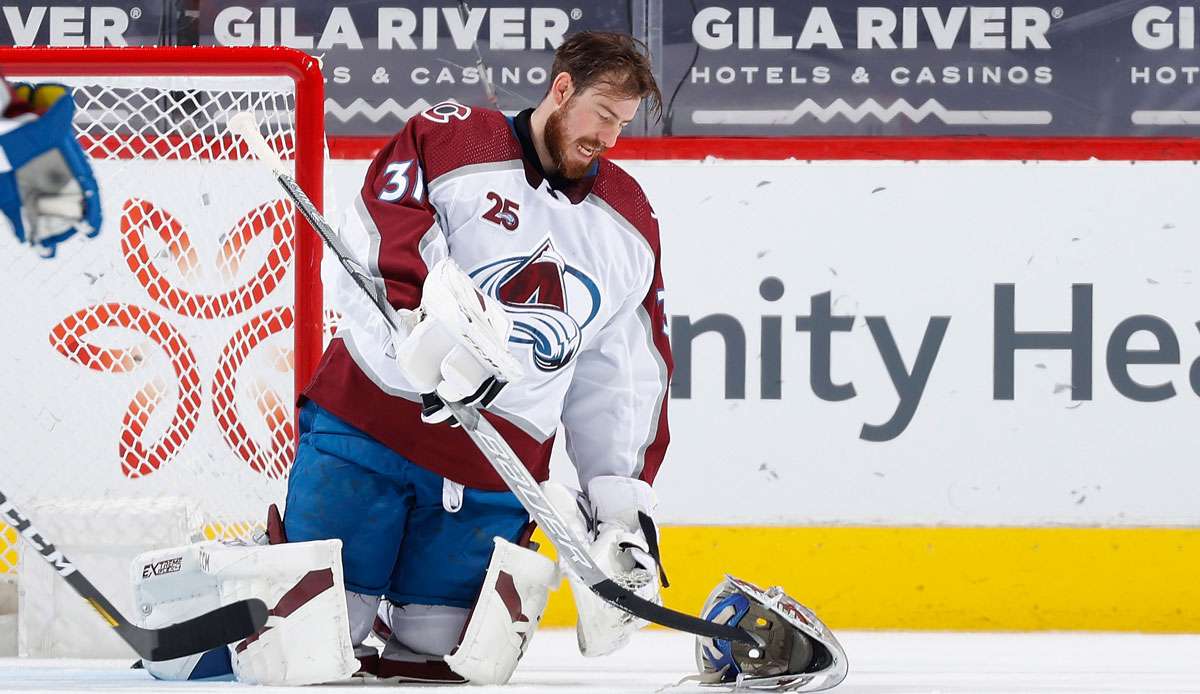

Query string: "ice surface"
[1, 629, 1198, 693]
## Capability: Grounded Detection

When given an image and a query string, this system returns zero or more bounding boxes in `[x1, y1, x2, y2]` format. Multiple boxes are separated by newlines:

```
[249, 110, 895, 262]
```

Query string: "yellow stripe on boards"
[534, 526, 1200, 632]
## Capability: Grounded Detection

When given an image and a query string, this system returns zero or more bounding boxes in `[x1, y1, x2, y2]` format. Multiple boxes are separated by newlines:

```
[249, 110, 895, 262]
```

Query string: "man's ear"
[550, 72, 575, 107]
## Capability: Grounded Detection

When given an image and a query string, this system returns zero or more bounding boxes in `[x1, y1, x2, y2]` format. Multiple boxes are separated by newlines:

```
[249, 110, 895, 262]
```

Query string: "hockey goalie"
[126, 29, 849, 689]
[132, 30, 672, 686]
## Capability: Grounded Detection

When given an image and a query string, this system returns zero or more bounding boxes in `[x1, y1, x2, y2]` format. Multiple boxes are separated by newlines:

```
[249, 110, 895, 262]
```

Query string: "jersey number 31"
[379, 160, 425, 203]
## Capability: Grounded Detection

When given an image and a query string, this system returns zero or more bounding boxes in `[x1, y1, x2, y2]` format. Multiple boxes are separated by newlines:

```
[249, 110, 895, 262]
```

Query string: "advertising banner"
[660, 1, 1200, 135]
[0, 1, 165, 46]
[7, 2, 1200, 136]
[637, 158, 1200, 524]
[322, 153, 1200, 527]
[195, 1, 633, 135]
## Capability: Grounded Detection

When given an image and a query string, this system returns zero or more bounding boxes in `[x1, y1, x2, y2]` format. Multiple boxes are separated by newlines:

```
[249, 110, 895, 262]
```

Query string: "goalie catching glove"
[544, 476, 667, 657]
[393, 258, 524, 425]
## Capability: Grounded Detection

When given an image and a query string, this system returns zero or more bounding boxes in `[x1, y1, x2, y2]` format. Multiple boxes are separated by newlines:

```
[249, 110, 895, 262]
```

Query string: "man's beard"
[544, 102, 604, 181]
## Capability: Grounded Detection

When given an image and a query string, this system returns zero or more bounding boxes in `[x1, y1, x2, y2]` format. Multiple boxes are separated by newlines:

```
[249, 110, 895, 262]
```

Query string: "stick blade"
[590, 579, 758, 645]
[135, 598, 269, 662]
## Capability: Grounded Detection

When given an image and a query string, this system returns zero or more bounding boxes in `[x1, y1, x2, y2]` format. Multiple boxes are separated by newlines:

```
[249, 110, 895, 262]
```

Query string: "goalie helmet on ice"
[695, 576, 847, 692]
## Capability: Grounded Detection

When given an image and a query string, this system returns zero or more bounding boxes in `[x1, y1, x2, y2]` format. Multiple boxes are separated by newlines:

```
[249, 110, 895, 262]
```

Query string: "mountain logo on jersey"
[471, 238, 600, 372]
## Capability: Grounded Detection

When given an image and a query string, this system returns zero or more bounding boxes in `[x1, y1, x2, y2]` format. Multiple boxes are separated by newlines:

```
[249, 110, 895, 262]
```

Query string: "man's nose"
[598, 124, 620, 149]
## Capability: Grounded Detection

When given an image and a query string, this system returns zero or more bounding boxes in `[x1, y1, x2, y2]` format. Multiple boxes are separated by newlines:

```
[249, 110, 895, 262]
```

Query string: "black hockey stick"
[230, 113, 757, 646]
[0, 488, 269, 661]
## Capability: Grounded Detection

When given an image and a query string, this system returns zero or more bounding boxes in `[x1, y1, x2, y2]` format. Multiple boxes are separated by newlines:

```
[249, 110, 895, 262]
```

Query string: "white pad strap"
[132, 540, 358, 686]
[346, 590, 381, 648]
[371, 604, 471, 683]
[384, 603, 470, 658]
[444, 537, 559, 684]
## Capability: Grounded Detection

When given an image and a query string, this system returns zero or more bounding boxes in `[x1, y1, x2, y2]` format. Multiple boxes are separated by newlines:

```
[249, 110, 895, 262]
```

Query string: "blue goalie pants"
[284, 400, 530, 608]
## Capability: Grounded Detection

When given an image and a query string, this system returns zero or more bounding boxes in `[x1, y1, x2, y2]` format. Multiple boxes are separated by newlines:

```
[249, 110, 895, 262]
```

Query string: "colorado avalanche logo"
[471, 238, 600, 372]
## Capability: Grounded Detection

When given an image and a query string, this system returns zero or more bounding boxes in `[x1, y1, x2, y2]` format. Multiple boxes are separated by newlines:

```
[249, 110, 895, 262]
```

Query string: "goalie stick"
[455, 0, 501, 111]
[0, 488, 269, 661]
[229, 113, 757, 647]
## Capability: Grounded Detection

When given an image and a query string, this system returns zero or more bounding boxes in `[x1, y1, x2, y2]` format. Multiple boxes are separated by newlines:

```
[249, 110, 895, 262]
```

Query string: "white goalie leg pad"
[543, 479, 662, 658]
[444, 537, 559, 684]
[132, 539, 358, 686]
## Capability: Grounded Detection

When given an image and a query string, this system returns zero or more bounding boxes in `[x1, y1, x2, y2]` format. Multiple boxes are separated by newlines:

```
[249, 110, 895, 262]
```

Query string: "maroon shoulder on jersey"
[356, 103, 523, 311]
[591, 158, 661, 252]
[408, 103, 523, 181]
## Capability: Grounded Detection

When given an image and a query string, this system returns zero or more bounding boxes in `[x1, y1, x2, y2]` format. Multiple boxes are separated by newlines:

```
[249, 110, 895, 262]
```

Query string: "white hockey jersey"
[304, 102, 672, 491]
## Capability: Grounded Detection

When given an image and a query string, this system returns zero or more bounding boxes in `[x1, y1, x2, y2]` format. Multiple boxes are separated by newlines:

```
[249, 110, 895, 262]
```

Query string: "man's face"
[544, 81, 641, 180]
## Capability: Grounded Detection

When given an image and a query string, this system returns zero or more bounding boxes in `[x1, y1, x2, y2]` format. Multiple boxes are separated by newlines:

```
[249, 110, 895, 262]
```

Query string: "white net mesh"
[0, 74, 316, 571]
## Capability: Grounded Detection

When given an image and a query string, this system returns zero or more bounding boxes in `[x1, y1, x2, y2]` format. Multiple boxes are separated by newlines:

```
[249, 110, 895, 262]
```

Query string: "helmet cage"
[695, 576, 848, 692]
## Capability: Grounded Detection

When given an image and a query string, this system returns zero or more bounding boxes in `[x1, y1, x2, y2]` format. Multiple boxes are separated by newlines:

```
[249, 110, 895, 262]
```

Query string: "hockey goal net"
[0, 47, 325, 579]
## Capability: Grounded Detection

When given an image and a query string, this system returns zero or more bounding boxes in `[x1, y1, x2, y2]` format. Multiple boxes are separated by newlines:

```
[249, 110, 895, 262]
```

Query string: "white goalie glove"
[393, 258, 524, 424]
[544, 476, 667, 657]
